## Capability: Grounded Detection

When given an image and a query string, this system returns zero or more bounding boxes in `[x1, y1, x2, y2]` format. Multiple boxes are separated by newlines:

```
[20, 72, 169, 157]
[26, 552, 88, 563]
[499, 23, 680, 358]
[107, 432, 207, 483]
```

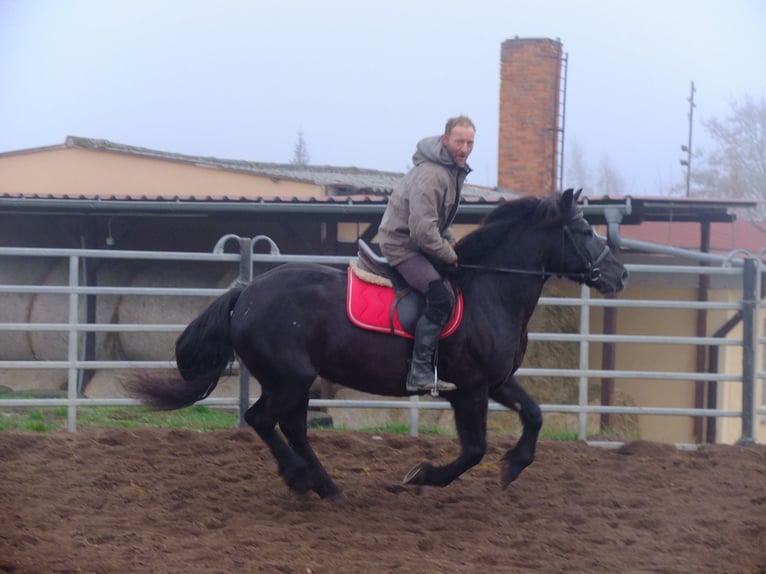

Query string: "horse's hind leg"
[489, 375, 543, 488]
[403, 387, 488, 487]
[244, 393, 314, 495]
[278, 395, 340, 499]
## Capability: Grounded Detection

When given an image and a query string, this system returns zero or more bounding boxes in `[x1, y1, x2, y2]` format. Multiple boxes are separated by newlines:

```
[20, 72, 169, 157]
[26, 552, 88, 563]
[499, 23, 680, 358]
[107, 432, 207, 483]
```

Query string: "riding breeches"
[395, 254, 455, 326]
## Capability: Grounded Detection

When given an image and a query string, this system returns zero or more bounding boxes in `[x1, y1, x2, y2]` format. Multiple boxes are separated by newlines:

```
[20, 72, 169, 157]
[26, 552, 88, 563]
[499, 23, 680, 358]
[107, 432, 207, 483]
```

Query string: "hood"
[412, 135, 456, 168]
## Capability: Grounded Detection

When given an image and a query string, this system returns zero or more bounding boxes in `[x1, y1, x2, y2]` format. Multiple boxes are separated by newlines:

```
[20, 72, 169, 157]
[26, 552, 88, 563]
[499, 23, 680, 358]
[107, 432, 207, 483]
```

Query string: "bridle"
[458, 215, 610, 283]
[561, 217, 610, 282]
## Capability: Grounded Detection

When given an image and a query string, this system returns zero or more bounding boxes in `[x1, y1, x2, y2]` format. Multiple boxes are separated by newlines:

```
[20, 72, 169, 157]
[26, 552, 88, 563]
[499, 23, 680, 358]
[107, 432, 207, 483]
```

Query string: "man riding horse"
[378, 115, 475, 394]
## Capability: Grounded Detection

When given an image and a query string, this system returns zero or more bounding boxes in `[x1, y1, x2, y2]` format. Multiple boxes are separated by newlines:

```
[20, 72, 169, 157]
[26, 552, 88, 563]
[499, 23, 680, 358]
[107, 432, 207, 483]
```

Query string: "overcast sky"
[1, 0, 764, 196]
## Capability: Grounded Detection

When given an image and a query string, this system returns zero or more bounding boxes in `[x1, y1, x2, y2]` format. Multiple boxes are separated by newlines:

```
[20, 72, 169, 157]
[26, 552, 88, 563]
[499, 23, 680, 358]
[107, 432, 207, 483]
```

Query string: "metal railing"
[0, 239, 763, 443]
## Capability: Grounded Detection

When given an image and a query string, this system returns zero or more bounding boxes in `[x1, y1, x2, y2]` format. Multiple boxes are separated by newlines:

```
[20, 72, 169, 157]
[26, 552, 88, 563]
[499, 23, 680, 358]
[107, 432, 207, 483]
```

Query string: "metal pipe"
[0, 396, 745, 418]
[237, 237, 253, 428]
[605, 207, 747, 268]
[67, 255, 79, 432]
[738, 258, 758, 445]
[0, 197, 633, 221]
[578, 283, 590, 439]
[694, 222, 710, 442]
[0, 197, 389, 215]
[599, 302, 617, 432]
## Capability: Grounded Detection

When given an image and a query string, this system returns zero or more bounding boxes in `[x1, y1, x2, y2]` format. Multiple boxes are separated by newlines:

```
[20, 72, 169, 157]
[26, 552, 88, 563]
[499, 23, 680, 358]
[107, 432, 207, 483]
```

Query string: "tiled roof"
[0, 191, 509, 206]
[61, 136, 511, 200]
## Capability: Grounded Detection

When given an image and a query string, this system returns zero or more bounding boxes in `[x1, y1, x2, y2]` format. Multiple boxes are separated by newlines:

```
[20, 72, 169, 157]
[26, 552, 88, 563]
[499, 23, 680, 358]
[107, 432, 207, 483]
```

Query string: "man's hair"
[444, 115, 475, 135]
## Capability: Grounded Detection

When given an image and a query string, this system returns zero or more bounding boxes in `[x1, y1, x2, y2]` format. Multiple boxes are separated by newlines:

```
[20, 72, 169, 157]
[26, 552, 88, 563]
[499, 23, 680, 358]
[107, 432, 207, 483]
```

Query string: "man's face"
[441, 124, 475, 167]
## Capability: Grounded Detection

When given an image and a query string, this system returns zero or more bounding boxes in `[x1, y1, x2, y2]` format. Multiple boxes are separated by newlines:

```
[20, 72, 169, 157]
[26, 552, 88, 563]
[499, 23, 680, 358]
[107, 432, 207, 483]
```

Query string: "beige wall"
[0, 148, 322, 198]
[606, 285, 700, 443]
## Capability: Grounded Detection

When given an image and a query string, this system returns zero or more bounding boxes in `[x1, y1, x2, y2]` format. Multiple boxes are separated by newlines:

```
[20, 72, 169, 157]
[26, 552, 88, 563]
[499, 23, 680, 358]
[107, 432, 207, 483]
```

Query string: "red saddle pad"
[346, 268, 463, 339]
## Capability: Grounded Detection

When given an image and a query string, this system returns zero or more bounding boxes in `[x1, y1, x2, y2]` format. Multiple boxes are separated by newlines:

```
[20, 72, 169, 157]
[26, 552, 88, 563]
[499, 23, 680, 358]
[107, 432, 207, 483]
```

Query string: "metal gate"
[0, 238, 763, 443]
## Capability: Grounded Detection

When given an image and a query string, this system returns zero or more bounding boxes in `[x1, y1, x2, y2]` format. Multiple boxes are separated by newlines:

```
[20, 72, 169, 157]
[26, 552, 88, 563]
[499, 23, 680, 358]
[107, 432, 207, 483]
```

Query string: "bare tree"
[594, 155, 626, 197]
[565, 139, 591, 191]
[291, 130, 311, 166]
[692, 96, 766, 219]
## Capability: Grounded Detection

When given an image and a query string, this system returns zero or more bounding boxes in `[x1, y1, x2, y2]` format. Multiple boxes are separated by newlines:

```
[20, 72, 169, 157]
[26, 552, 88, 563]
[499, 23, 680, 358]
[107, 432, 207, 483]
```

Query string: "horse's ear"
[561, 188, 575, 210]
[574, 188, 583, 202]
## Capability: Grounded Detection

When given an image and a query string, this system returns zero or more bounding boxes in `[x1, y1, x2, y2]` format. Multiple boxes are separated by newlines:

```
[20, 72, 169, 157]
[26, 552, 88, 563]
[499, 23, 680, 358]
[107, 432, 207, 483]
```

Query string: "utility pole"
[680, 81, 696, 196]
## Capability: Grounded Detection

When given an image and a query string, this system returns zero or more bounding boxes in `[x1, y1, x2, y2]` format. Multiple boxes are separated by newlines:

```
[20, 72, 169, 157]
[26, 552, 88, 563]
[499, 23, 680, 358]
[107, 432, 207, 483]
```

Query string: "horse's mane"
[456, 194, 572, 264]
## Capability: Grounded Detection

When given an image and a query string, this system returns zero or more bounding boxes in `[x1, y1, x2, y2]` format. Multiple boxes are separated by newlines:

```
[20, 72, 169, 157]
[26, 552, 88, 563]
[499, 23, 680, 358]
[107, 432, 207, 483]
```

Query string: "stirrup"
[430, 378, 457, 396]
[406, 367, 456, 396]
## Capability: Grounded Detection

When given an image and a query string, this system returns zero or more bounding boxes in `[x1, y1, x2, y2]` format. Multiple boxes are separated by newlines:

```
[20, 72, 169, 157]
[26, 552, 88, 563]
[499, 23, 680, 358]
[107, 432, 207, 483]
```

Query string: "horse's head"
[455, 188, 627, 294]
[552, 189, 627, 294]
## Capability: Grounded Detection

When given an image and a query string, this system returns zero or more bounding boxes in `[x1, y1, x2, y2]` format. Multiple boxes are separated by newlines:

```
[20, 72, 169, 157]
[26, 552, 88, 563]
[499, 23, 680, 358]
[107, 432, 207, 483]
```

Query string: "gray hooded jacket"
[378, 136, 471, 266]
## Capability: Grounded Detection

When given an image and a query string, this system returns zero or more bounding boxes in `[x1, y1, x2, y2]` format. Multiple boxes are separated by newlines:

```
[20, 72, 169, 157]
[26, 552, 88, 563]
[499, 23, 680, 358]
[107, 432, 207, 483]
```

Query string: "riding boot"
[406, 314, 456, 393]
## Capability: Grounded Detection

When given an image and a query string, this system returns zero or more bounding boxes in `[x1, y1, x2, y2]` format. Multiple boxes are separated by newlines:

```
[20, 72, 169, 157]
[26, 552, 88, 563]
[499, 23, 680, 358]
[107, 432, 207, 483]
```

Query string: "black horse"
[128, 189, 627, 499]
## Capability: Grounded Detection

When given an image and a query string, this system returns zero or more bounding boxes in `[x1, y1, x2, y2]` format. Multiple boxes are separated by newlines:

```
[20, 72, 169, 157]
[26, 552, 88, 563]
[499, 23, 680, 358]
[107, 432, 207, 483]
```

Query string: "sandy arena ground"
[1, 428, 765, 573]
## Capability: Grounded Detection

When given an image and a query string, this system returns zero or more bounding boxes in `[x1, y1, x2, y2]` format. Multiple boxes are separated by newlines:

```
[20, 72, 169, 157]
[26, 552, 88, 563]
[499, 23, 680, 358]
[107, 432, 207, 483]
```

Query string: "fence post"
[237, 237, 253, 428]
[578, 283, 590, 440]
[67, 255, 79, 432]
[737, 257, 757, 445]
[409, 395, 419, 437]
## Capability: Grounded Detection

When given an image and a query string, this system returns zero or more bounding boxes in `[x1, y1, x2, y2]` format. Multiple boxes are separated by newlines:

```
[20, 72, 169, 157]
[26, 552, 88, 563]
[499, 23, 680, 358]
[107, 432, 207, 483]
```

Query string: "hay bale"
[26, 260, 133, 361]
[0, 257, 53, 360]
[115, 262, 236, 361]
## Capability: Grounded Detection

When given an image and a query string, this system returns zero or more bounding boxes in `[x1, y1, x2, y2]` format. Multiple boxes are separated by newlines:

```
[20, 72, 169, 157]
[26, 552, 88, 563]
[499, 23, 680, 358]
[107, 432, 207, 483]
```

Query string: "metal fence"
[0, 237, 764, 443]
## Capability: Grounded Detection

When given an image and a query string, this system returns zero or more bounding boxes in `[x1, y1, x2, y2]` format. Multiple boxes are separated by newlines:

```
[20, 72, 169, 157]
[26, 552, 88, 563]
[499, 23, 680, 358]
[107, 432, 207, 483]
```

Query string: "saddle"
[346, 240, 463, 339]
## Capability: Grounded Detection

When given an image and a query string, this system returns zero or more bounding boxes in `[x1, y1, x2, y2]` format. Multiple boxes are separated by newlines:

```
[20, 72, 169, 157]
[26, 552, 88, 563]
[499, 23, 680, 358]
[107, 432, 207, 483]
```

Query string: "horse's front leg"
[403, 387, 488, 487]
[489, 375, 542, 488]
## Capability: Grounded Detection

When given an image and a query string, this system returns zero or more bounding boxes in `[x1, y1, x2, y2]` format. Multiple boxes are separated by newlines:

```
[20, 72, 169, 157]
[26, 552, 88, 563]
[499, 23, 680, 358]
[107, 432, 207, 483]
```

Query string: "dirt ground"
[1, 429, 765, 574]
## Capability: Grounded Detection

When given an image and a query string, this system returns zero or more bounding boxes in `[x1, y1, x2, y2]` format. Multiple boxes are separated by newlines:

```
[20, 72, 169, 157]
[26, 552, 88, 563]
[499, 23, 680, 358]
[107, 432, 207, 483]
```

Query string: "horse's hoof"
[321, 490, 344, 502]
[281, 468, 312, 494]
[501, 463, 520, 489]
[317, 484, 342, 500]
[402, 462, 428, 485]
[500, 453, 532, 488]
[287, 478, 313, 494]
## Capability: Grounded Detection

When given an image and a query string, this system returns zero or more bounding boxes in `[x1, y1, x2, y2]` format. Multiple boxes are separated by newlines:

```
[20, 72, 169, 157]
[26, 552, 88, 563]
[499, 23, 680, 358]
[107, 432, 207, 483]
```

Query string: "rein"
[457, 216, 610, 283]
[457, 263, 592, 281]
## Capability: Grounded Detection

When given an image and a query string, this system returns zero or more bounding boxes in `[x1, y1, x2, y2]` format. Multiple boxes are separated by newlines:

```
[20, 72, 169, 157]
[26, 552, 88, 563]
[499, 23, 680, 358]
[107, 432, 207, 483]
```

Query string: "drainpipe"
[604, 207, 746, 268]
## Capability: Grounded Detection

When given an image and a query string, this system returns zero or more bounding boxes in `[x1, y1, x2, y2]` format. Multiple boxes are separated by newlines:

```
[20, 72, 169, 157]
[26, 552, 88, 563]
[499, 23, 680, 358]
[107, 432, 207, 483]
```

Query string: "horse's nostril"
[621, 270, 629, 282]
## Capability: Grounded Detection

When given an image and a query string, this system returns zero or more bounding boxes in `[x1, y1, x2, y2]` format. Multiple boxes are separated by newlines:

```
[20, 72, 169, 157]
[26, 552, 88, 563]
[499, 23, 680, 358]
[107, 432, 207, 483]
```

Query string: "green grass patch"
[360, 422, 453, 436]
[539, 426, 579, 441]
[0, 404, 587, 441]
[0, 405, 238, 432]
[19, 411, 56, 433]
[313, 421, 454, 436]
[317, 423, 581, 441]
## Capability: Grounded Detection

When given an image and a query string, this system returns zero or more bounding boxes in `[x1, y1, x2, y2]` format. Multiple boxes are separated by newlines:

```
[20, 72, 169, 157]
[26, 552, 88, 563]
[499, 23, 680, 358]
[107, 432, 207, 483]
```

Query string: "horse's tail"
[125, 287, 244, 410]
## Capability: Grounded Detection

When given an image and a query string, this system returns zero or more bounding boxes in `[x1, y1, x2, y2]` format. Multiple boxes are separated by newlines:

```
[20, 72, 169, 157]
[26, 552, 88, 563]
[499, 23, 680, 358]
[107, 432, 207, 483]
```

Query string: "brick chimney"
[498, 38, 563, 197]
